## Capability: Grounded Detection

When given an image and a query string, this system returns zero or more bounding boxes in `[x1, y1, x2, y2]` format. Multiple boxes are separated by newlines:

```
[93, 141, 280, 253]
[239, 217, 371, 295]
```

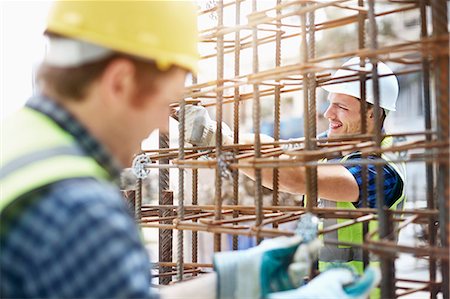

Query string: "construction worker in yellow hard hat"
[1, 1, 198, 297]
[181, 57, 405, 299]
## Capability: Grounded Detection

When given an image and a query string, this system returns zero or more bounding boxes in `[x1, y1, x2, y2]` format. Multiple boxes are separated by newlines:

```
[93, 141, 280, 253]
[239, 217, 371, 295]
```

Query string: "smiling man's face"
[323, 93, 373, 137]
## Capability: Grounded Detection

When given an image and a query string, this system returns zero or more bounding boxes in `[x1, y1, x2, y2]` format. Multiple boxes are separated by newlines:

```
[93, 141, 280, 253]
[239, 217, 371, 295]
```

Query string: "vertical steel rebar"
[307, 5, 318, 205]
[358, 0, 370, 271]
[135, 178, 142, 221]
[368, 1, 396, 298]
[306, 5, 319, 278]
[431, 1, 450, 297]
[252, 0, 263, 244]
[191, 76, 198, 273]
[420, 1, 437, 298]
[301, 3, 317, 212]
[159, 129, 172, 285]
[272, 0, 282, 228]
[232, 0, 241, 250]
[177, 100, 186, 281]
[214, 0, 225, 252]
[122, 190, 136, 218]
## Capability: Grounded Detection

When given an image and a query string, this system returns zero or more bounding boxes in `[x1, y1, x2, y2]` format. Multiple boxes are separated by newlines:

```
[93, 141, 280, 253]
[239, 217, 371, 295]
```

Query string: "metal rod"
[357, 0, 370, 271]
[272, 0, 282, 228]
[159, 128, 172, 284]
[214, 0, 225, 252]
[368, 0, 396, 297]
[419, 1, 438, 298]
[252, 0, 263, 244]
[191, 76, 199, 274]
[232, 0, 241, 250]
[177, 98, 186, 281]
[135, 178, 142, 221]
[431, 1, 450, 297]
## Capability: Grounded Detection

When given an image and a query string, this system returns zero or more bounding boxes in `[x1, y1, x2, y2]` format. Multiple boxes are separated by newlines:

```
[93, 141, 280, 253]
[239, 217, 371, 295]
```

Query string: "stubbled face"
[113, 67, 186, 166]
[323, 93, 373, 137]
[131, 68, 186, 140]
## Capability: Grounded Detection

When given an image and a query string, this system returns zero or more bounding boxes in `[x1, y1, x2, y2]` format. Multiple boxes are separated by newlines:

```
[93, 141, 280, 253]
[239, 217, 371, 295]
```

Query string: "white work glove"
[268, 266, 381, 299]
[181, 105, 232, 147]
[281, 137, 304, 151]
[213, 236, 322, 299]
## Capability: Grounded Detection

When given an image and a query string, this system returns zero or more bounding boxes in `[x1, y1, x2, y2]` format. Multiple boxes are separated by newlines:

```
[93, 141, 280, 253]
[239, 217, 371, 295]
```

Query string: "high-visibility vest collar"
[1, 107, 110, 213]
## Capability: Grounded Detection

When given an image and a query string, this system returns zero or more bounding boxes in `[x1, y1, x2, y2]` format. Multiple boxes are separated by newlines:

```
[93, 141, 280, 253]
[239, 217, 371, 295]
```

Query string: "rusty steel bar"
[158, 120, 172, 284]
[155, 262, 213, 269]
[306, 3, 318, 214]
[431, 0, 450, 297]
[177, 100, 186, 280]
[145, 130, 438, 155]
[191, 76, 199, 274]
[142, 204, 440, 217]
[122, 190, 136, 218]
[232, 0, 241, 250]
[300, 2, 314, 213]
[135, 178, 142, 221]
[214, 0, 225, 252]
[419, 1, 438, 298]
[272, 0, 282, 228]
[357, 0, 370, 271]
[368, 1, 396, 298]
[159, 191, 173, 284]
[252, 0, 264, 244]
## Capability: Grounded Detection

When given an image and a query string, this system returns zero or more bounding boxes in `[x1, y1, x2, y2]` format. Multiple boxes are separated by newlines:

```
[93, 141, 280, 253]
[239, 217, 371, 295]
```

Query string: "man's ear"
[99, 58, 136, 106]
[367, 107, 374, 118]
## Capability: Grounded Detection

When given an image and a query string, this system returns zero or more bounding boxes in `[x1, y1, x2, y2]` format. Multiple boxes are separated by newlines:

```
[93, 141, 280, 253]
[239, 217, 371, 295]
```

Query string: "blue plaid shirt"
[0, 96, 157, 298]
[317, 131, 403, 208]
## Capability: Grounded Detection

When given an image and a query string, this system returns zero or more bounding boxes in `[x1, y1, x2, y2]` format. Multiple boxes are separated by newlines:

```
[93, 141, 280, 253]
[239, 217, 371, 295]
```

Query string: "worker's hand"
[240, 133, 275, 145]
[213, 236, 321, 299]
[281, 137, 305, 151]
[267, 266, 380, 299]
[181, 105, 233, 147]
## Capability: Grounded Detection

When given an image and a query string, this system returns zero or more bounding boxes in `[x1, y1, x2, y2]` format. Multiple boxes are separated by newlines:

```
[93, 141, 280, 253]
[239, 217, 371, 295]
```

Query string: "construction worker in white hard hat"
[0, 2, 381, 298]
[182, 57, 406, 299]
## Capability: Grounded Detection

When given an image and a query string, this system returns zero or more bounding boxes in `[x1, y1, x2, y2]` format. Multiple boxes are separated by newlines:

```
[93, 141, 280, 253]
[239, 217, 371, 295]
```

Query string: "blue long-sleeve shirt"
[1, 96, 158, 298]
[317, 131, 403, 208]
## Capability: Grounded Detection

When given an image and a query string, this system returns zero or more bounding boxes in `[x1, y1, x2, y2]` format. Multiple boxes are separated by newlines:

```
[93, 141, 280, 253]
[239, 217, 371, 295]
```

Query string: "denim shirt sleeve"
[342, 156, 403, 208]
[0, 178, 158, 299]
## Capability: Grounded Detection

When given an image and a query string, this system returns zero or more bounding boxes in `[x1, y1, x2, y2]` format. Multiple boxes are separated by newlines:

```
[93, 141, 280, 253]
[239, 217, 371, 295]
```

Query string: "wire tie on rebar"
[281, 138, 304, 151]
[131, 153, 152, 179]
[295, 212, 319, 243]
[217, 152, 235, 180]
[205, 0, 218, 20]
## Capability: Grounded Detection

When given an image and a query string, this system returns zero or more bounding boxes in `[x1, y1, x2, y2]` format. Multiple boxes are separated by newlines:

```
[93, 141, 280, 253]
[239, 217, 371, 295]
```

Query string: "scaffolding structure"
[127, 1, 449, 298]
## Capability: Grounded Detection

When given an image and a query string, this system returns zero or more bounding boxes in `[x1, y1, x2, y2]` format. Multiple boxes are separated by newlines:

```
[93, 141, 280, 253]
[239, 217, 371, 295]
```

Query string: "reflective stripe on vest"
[318, 136, 407, 268]
[1, 107, 109, 213]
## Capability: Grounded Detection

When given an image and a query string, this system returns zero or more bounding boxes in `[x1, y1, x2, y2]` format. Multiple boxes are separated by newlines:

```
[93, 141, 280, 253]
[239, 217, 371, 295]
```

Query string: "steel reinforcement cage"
[124, 1, 449, 298]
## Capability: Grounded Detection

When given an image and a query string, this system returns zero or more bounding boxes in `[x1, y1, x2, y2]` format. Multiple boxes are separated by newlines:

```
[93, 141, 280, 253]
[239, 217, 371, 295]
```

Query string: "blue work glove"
[268, 266, 381, 299]
[213, 236, 321, 299]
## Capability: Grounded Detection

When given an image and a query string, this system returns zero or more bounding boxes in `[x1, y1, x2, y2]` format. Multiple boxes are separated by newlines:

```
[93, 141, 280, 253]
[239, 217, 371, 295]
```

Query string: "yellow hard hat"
[45, 1, 199, 73]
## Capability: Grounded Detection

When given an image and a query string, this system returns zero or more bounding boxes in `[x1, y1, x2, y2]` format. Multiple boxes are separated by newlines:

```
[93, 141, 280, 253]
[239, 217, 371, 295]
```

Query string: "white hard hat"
[322, 57, 399, 111]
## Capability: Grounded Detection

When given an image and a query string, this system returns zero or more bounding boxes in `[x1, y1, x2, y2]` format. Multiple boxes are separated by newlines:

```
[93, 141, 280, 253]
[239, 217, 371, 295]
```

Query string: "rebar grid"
[139, 1, 450, 297]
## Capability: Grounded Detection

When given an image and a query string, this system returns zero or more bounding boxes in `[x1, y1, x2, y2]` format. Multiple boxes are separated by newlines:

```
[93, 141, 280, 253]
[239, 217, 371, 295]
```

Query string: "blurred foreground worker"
[182, 57, 406, 296]
[1, 1, 194, 297]
[0, 1, 381, 298]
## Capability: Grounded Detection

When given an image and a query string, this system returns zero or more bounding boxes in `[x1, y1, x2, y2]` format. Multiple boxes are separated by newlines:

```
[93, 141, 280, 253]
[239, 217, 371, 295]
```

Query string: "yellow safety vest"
[0, 107, 109, 215]
[316, 136, 406, 299]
